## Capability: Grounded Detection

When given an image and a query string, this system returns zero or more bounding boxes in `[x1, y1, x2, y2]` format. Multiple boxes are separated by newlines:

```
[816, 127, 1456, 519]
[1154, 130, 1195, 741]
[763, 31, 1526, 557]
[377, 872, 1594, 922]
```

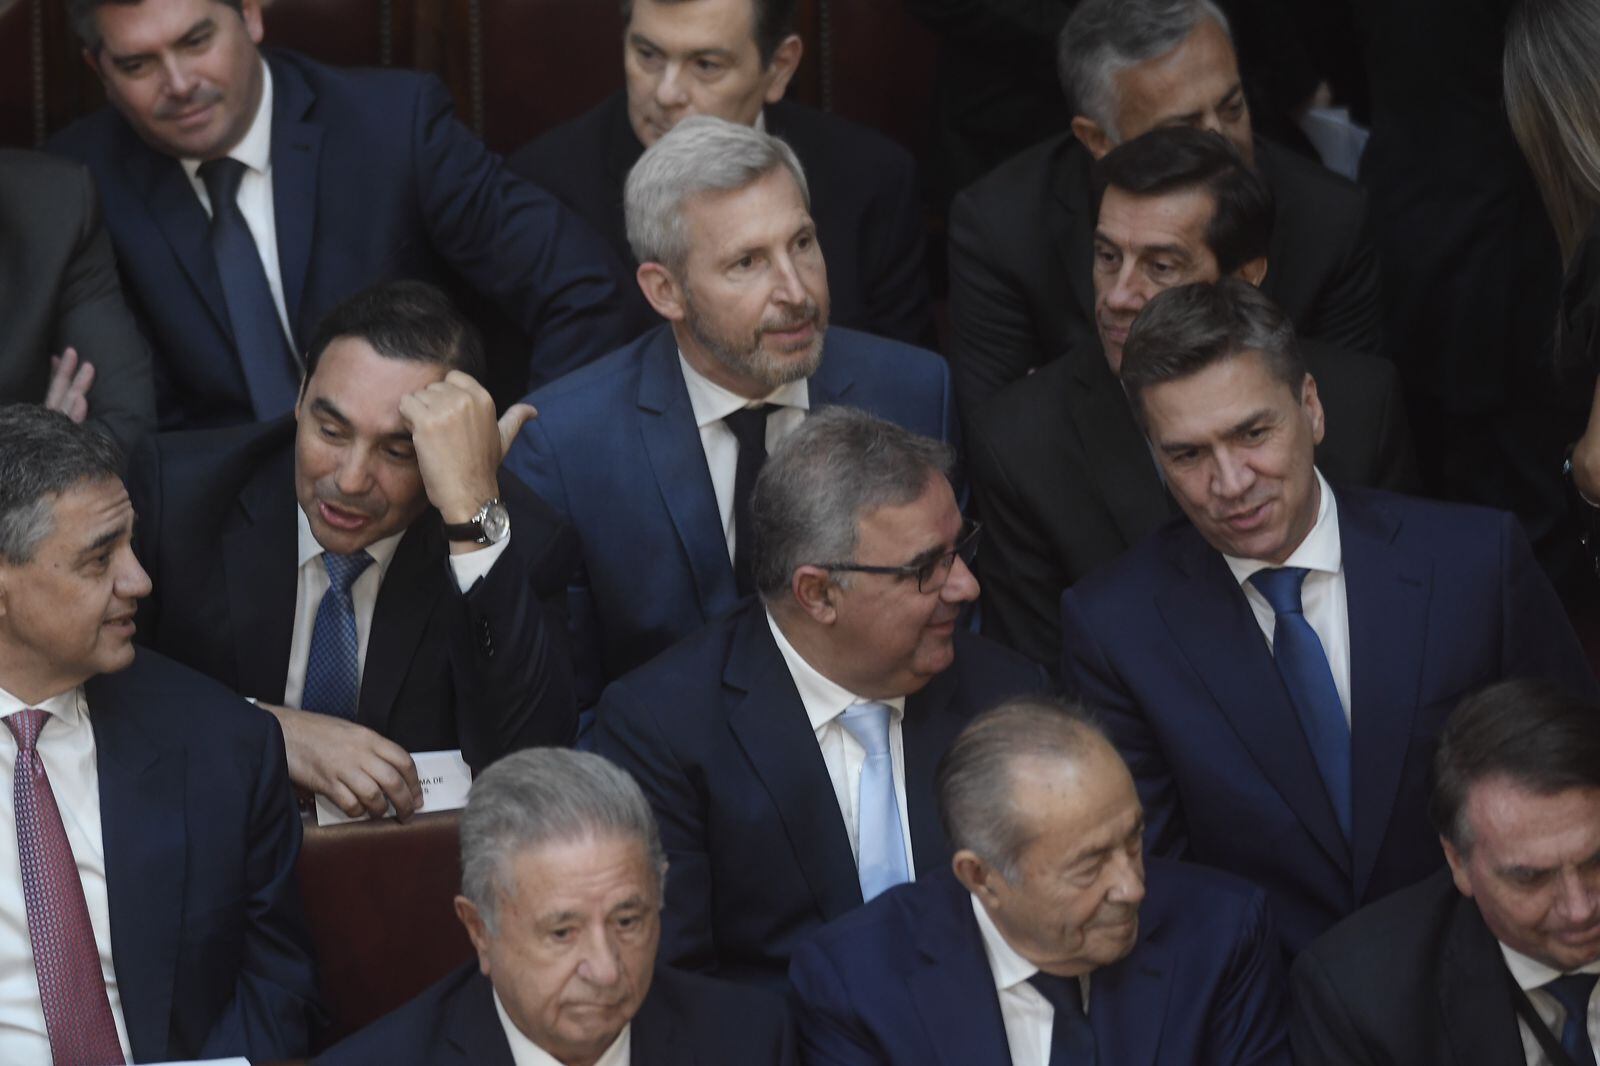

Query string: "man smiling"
[1060, 279, 1596, 954]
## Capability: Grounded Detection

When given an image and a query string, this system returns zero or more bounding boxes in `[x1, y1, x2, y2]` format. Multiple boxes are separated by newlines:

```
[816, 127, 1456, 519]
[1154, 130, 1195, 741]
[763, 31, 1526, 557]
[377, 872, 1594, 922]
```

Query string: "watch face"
[481, 501, 511, 543]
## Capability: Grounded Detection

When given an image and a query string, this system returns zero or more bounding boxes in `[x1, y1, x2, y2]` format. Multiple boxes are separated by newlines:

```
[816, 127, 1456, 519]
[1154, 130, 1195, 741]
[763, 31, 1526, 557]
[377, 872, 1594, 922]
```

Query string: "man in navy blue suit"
[316, 747, 795, 1065]
[49, 0, 627, 429]
[593, 407, 1043, 989]
[789, 696, 1289, 1065]
[0, 405, 318, 1063]
[504, 116, 958, 706]
[1060, 279, 1599, 955]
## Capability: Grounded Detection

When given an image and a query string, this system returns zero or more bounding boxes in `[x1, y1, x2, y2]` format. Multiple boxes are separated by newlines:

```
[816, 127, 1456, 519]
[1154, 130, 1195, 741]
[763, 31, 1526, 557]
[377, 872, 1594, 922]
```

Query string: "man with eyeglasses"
[593, 406, 1044, 990]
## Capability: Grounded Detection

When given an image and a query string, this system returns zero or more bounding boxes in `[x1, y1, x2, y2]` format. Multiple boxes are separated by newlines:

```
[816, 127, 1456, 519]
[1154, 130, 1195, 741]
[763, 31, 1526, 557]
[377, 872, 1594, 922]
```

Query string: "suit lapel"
[1089, 907, 1172, 1066]
[266, 54, 323, 345]
[908, 871, 1015, 1066]
[222, 441, 298, 702]
[807, 336, 858, 410]
[902, 667, 963, 875]
[1439, 892, 1528, 1066]
[124, 135, 232, 341]
[724, 612, 862, 921]
[1061, 355, 1176, 545]
[1155, 533, 1351, 874]
[442, 969, 517, 1066]
[636, 330, 738, 619]
[630, 978, 696, 1066]
[360, 518, 447, 736]
[88, 671, 187, 1063]
[1051, 144, 1099, 328]
[1339, 491, 1430, 901]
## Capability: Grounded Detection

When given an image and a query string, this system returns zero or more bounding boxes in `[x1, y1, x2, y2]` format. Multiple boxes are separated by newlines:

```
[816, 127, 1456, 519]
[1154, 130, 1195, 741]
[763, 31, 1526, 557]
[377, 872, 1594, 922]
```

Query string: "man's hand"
[259, 703, 423, 820]
[398, 370, 537, 538]
[44, 347, 95, 423]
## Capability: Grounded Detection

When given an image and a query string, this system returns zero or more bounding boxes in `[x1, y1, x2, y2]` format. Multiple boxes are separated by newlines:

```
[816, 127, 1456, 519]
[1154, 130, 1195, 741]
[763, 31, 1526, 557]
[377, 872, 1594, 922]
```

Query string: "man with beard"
[503, 117, 957, 707]
[128, 280, 578, 821]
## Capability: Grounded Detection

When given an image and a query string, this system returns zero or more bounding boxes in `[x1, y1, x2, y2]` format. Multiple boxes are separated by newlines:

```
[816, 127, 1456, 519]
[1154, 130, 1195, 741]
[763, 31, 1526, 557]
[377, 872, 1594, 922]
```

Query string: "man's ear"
[952, 850, 1000, 907]
[81, 47, 104, 82]
[790, 565, 837, 624]
[636, 263, 686, 322]
[1070, 116, 1115, 160]
[1234, 256, 1269, 287]
[454, 895, 494, 976]
[1440, 836, 1475, 900]
[762, 34, 804, 104]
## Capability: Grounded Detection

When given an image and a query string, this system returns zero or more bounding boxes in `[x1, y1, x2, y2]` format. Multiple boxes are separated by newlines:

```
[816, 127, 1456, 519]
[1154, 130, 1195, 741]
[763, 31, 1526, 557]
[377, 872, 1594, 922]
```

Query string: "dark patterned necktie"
[302, 550, 374, 719]
[6, 709, 126, 1065]
[1544, 973, 1598, 1066]
[1027, 972, 1097, 1065]
[724, 404, 777, 597]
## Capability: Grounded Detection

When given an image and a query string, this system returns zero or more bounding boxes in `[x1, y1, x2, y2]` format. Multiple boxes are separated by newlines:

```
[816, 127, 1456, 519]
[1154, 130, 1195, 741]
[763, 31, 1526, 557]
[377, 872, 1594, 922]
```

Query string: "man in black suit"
[1292, 679, 1600, 1065]
[948, 0, 1379, 419]
[50, 0, 626, 428]
[316, 748, 795, 1065]
[970, 126, 1413, 669]
[593, 407, 1044, 989]
[129, 281, 577, 821]
[0, 405, 318, 1063]
[507, 0, 931, 345]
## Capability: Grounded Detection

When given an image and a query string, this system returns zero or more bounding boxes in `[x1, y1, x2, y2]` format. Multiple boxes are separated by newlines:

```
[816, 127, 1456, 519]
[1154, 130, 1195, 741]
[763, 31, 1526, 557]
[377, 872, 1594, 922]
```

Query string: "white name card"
[315, 749, 473, 826]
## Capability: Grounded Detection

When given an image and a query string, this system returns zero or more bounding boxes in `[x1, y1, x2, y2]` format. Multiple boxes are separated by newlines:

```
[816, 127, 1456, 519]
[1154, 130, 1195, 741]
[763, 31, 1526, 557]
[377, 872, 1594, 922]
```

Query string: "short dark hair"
[620, 0, 797, 67]
[1430, 678, 1600, 853]
[301, 280, 485, 392]
[0, 406, 124, 565]
[1119, 279, 1305, 421]
[1094, 126, 1274, 275]
[68, 0, 246, 53]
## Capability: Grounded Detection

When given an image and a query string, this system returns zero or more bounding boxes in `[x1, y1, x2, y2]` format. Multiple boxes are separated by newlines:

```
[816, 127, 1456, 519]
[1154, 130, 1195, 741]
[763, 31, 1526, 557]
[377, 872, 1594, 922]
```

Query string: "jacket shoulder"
[953, 133, 1080, 223]
[508, 93, 620, 177]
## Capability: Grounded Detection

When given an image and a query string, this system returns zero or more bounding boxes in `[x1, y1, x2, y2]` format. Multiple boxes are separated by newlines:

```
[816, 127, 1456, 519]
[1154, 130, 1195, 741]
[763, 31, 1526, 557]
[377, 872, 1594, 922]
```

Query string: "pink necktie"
[7, 709, 125, 1065]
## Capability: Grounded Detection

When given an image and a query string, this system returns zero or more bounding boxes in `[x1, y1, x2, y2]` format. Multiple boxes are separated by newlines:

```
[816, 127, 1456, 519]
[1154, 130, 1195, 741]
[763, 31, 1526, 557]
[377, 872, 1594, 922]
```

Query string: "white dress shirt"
[281, 505, 509, 708]
[0, 684, 132, 1064]
[971, 894, 1090, 1066]
[678, 353, 809, 563]
[1500, 943, 1600, 1065]
[180, 58, 296, 346]
[766, 612, 916, 873]
[494, 988, 631, 1066]
[1222, 469, 1353, 724]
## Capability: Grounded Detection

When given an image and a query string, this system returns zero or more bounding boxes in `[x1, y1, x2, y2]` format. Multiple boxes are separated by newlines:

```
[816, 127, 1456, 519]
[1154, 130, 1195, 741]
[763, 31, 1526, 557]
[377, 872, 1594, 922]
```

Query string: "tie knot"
[197, 156, 247, 204]
[322, 550, 374, 595]
[1027, 972, 1086, 1019]
[723, 404, 776, 450]
[4, 708, 50, 753]
[838, 702, 892, 755]
[1544, 972, 1599, 1020]
[1249, 566, 1311, 615]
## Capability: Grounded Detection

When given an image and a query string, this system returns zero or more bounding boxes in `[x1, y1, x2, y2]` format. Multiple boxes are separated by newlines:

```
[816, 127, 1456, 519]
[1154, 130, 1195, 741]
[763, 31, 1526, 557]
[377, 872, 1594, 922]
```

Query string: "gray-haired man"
[503, 116, 958, 707]
[316, 747, 796, 1065]
[592, 406, 1044, 989]
[946, 0, 1380, 417]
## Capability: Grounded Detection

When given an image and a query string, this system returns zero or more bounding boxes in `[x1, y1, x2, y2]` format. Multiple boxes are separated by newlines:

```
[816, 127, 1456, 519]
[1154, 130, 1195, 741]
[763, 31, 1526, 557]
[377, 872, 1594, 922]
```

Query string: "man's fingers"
[364, 755, 419, 821]
[328, 782, 367, 820]
[498, 403, 538, 456]
[71, 359, 95, 393]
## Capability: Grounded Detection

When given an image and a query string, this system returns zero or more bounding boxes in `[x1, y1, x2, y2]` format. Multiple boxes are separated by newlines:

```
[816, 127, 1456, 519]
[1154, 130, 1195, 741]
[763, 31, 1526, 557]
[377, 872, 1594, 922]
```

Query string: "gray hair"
[937, 696, 1112, 882]
[0, 406, 123, 565]
[749, 406, 954, 602]
[1058, 0, 1232, 138]
[459, 749, 667, 933]
[624, 115, 810, 272]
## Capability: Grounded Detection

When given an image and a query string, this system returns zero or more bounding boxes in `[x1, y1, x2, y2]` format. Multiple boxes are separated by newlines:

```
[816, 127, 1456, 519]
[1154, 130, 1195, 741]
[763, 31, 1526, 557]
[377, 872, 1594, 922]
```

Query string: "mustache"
[153, 86, 223, 120]
[762, 303, 820, 332]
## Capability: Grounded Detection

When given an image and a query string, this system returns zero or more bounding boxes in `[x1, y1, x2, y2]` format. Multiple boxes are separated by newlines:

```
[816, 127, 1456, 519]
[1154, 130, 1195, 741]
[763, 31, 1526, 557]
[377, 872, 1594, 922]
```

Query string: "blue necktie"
[302, 551, 374, 720]
[1545, 973, 1598, 1066]
[1027, 972, 1097, 1066]
[1249, 567, 1353, 840]
[198, 157, 301, 419]
[837, 702, 910, 901]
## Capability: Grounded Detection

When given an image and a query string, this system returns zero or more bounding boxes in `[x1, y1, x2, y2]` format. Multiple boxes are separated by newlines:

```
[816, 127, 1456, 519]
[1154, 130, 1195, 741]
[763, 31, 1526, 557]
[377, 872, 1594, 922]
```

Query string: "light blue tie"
[838, 702, 911, 901]
[302, 550, 374, 720]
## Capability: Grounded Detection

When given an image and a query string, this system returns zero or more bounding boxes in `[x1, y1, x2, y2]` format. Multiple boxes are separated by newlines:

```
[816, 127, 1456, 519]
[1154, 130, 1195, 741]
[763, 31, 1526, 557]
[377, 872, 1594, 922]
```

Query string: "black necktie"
[1027, 972, 1097, 1066]
[724, 404, 776, 597]
[197, 157, 301, 418]
[1544, 973, 1598, 1066]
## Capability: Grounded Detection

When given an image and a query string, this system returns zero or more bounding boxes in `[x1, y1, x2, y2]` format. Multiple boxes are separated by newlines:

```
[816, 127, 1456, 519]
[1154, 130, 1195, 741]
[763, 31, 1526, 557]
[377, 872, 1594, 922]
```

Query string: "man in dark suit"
[971, 126, 1414, 670]
[593, 408, 1044, 988]
[129, 281, 577, 821]
[507, 0, 931, 344]
[0, 149, 155, 456]
[790, 697, 1289, 1065]
[1061, 280, 1598, 955]
[504, 117, 957, 706]
[317, 748, 795, 1065]
[49, 0, 626, 429]
[1292, 679, 1600, 1065]
[0, 405, 318, 1063]
[948, 0, 1379, 419]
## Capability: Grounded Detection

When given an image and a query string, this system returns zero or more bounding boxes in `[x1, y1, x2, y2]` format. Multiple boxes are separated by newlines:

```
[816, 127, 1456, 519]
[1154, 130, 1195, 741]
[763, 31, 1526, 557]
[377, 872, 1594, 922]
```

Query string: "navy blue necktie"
[1545, 973, 1598, 1066]
[1249, 567, 1353, 840]
[302, 551, 374, 720]
[198, 157, 301, 419]
[1027, 972, 1097, 1066]
[724, 404, 776, 597]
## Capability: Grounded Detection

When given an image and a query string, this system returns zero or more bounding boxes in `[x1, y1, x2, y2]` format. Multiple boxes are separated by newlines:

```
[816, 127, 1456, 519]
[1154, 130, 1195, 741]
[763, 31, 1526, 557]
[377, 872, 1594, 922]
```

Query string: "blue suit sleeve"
[788, 940, 892, 1066]
[1202, 890, 1291, 1066]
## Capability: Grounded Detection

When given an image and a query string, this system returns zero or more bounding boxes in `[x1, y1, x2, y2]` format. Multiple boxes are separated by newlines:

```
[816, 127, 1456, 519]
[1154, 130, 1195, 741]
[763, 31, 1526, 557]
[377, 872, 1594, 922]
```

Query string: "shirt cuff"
[448, 533, 511, 592]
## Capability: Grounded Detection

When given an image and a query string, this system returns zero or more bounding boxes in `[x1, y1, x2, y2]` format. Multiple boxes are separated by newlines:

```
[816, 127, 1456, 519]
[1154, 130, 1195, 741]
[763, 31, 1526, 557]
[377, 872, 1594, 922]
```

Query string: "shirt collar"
[677, 351, 810, 430]
[0, 682, 87, 729]
[971, 892, 1039, 992]
[1223, 468, 1342, 587]
[765, 610, 906, 732]
[1500, 942, 1600, 992]
[296, 502, 405, 575]
[180, 57, 274, 182]
[493, 989, 630, 1066]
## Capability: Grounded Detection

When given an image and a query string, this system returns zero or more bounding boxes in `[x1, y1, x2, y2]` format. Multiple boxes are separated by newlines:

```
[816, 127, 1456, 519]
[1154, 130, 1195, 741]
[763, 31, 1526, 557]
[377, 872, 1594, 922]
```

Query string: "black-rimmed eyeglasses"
[816, 521, 982, 594]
